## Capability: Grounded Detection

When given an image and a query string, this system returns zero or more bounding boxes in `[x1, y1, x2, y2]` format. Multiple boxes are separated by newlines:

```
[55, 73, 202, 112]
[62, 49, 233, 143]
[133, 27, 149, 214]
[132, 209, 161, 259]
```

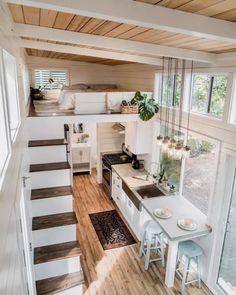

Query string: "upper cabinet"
[125, 121, 152, 155]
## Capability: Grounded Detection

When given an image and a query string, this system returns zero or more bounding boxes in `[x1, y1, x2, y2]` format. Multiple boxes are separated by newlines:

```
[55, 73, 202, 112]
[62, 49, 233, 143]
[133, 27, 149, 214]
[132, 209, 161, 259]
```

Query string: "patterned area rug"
[89, 210, 136, 250]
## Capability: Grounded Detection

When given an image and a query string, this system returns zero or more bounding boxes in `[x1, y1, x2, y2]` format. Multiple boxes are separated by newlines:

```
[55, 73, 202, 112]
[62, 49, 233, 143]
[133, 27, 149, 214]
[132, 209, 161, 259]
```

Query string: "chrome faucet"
[146, 171, 151, 181]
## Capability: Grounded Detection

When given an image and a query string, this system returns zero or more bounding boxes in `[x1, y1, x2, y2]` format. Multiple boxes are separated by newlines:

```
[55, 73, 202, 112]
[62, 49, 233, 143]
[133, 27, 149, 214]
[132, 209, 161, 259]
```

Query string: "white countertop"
[112, 163, 211, 242]
[142, 195, 211, 241]
[112, 163, 147, 179]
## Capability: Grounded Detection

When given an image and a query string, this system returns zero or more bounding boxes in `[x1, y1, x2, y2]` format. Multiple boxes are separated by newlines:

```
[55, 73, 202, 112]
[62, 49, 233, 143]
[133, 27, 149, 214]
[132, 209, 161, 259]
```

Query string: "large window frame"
[154, 123, 220, 216]
[0, 49, 11, 181]
[191, 73, 228, 119]
[2, 49, 21, 141]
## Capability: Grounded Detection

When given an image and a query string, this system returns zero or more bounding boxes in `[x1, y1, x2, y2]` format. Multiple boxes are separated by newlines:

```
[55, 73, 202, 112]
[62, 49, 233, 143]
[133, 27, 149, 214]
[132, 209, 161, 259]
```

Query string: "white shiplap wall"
[112, 63, 159, 91]
[27, 56, 115, 87]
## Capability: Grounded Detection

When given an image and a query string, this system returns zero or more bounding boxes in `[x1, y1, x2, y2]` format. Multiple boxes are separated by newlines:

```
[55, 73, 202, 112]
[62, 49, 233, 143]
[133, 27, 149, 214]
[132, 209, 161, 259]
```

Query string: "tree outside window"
[183, 135, 217, 215]
[161, 74, 181, 107]
[191, 74, 228, 118]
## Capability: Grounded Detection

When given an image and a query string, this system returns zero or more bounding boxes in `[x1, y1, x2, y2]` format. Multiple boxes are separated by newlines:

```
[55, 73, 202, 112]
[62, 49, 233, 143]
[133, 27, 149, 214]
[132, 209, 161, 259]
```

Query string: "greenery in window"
[191, 74, 227, 118]
[162, 74, 181, 107]
[183, 136, 216, 214]
[161, 152, 181, 191]
[210, 76, 227, 117]
[159, 126, 183, 191]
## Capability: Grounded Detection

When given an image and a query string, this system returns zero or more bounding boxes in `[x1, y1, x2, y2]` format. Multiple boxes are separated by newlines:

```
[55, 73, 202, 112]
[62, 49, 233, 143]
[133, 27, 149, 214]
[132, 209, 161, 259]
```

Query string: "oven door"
[102, 161, 112, 198]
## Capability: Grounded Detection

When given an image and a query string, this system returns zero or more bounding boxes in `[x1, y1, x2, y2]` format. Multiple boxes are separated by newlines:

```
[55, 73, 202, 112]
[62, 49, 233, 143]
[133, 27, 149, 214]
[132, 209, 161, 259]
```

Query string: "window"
[191, 74, 228, 118]
[183, 135, 217, 215]
[2, 50, 20, 140]
[159, 126, 184, 192]
[161, 74, 181, 107]
[0, 65, 10, 176]
[34, 69, 67, 89]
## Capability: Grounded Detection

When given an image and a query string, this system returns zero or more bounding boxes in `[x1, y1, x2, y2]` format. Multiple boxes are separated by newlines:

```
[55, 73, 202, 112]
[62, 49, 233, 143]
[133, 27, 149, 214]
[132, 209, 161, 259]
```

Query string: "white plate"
[154, 208, 172, 219]
[177, 219, 198, 231]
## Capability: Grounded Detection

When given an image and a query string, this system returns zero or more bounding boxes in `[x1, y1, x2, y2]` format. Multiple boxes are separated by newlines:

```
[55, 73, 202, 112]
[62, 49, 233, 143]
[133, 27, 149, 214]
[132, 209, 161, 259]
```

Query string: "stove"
[102, 152, 132, 198]
[102, 153, 132, 168]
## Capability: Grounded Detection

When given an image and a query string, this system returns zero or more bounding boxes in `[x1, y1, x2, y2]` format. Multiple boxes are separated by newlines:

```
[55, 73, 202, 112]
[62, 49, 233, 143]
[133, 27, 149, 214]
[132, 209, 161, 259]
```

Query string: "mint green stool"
[176, 240, 203, 294]
[139, 220, 165, 270]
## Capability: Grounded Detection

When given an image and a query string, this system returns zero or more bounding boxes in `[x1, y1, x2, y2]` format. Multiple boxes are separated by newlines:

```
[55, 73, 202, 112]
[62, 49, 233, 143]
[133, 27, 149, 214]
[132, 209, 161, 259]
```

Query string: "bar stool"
[176, 240, 203, 295]
[139, 220, 165, 270]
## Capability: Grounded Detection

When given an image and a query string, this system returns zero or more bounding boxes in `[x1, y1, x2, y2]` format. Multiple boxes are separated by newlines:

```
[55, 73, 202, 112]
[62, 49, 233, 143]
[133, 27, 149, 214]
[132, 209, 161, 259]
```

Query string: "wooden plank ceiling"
[8, 2, 236, 64]
[136, 0, 236, 21]
[25, 48, 131, 65]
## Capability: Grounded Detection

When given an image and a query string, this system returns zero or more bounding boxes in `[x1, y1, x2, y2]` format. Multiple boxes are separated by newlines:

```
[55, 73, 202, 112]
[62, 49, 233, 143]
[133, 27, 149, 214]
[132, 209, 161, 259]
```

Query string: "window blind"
[34, 70, 67, 89]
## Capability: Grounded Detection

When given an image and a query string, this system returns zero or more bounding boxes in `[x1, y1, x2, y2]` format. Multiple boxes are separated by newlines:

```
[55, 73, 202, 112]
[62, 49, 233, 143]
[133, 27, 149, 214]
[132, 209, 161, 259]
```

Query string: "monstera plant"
[131, 91, 159, 121]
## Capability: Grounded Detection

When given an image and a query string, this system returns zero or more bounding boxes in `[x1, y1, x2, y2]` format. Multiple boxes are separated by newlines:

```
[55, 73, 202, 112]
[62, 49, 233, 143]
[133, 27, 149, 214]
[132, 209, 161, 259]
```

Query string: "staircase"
[28, 139, 84, 295]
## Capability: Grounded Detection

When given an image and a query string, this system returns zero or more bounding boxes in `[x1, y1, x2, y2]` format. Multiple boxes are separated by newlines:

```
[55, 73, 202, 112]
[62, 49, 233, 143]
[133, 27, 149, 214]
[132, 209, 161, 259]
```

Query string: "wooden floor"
[73, 171, 212, 295]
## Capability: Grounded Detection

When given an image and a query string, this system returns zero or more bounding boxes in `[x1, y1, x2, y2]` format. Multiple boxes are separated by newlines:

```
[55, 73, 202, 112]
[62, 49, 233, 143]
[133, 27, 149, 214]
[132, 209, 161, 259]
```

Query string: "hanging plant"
[131, 91, 159, 121]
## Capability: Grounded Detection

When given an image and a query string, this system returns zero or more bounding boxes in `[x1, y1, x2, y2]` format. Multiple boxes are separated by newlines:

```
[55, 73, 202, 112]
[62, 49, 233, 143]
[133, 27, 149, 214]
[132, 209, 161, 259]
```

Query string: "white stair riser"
[29, 146, 67, 164]
[33, 224, 76, 247]
[31, 170, 71, 189]
[31, 195, 73, 217]
[57, 284, 83, 295]
[35, 256, 81, 280]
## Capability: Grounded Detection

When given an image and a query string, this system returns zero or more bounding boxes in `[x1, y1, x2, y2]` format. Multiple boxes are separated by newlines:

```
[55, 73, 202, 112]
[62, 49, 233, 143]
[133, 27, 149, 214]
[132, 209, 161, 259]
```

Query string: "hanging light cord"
[171, 58, 178, 139]
[165, 57, 171, 137]
[186, 60, 194, 143]
[167, 58, 172, 137]
[178, 59, 185, 140]
[159, 57, 165, 133]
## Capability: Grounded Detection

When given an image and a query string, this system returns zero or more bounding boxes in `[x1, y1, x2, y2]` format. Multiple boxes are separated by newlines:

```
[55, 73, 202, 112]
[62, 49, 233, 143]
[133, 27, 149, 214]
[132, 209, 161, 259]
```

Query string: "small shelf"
[73, 163, 91, 173]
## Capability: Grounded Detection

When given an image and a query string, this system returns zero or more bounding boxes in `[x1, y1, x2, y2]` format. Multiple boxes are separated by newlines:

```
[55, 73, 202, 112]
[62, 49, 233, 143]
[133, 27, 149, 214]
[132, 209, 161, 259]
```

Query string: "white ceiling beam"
[18, 39, 164, 66]
[14, 24, 217, 63]
[5, 0, 236, 44]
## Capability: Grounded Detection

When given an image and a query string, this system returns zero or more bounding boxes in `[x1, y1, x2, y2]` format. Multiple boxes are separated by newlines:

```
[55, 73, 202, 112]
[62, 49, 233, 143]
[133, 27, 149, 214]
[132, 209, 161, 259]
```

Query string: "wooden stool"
[139, 220, 165, 270]
[176, 240, 203, 294]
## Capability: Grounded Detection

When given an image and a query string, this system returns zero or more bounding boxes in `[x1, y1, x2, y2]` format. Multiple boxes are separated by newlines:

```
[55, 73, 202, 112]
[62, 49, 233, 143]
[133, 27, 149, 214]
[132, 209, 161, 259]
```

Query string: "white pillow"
[59, 92, 75, 110]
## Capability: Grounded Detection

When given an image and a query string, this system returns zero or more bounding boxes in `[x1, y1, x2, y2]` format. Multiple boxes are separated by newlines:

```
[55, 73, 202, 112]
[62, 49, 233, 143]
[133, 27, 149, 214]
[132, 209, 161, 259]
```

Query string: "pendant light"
[182, 60, 194, 159]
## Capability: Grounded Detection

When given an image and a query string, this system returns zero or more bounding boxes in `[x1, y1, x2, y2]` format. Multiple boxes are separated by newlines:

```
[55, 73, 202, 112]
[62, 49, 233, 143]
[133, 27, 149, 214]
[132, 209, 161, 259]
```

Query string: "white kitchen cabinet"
[122, 190, 142, 240]
[112, 171, 125, 211]
[125, 121, 152, 155]
[71, 144, 92, 174]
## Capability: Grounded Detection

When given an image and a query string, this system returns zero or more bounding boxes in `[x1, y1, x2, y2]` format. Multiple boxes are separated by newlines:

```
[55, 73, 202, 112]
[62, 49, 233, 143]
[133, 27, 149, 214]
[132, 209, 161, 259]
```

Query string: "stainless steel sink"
[134, 184, 165, 199]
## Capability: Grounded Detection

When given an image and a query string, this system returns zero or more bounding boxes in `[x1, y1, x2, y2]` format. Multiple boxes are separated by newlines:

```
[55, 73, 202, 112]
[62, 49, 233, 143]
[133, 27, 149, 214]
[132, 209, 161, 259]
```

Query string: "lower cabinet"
[112, 171, 153, 241]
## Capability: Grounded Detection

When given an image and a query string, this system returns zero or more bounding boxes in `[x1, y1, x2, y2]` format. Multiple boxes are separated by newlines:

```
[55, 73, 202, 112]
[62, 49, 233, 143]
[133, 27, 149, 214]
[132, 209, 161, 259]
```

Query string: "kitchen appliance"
[132, 155, 140, 170]
[102, 151, 132, 198]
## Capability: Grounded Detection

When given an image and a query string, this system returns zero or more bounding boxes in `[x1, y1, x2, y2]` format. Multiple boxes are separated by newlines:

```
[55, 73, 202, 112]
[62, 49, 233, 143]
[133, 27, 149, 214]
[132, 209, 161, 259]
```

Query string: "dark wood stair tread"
[28, 139, 67, 147]
[34, 241, 82, 264]
[31, 186, 73, 200]
[36, 271, 84, 295]
[30, 162, 70, 172]
[33, 212, 77, 230]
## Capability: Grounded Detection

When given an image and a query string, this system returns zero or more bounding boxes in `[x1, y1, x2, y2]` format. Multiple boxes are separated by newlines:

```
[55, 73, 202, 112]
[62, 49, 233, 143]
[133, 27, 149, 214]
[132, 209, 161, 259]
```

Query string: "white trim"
[19, 39, 164, 66]
[228, 73, 236, 124]
[0, 48, 11, 183]
[208, 152, 236, 294]
[6, 0, 236, 44]
[14, 24, 217, 63]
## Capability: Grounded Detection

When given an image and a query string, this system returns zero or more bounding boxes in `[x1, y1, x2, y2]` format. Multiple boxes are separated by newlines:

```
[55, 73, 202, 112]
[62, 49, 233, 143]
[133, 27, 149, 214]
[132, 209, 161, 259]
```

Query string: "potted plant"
[131, 91, 159, 121]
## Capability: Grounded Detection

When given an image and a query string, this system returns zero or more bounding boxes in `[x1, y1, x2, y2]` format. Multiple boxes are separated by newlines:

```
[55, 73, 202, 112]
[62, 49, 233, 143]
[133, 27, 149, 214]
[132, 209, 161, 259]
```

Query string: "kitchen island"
[112, 163, 212, 288]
